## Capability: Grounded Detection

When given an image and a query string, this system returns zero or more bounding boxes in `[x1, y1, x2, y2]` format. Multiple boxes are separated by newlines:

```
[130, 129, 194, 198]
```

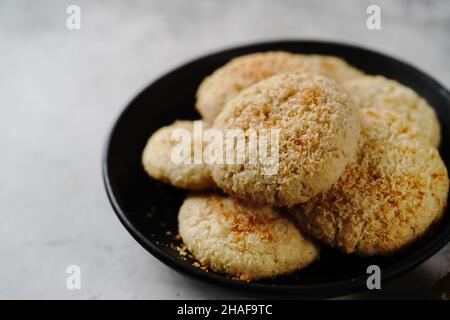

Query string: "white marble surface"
[0, 0, 448, 299]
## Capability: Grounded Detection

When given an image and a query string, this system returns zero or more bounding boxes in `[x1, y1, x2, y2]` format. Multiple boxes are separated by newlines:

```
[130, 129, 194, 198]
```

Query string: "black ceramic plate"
[103, 41, 450, 299]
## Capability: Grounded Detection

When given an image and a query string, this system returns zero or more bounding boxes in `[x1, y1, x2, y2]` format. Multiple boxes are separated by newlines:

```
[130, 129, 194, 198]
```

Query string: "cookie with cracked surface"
[142, 120, 215, 190]
[196, 51, 363, 121]
[289, 108, 449, 256]
[211, 72, 361, 207]
[343, 75, 440, 147]
[178, 193, 319, 281]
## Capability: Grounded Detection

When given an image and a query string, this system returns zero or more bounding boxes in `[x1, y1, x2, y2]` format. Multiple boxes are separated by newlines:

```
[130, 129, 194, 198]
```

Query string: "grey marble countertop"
[0, 0, 448, 299]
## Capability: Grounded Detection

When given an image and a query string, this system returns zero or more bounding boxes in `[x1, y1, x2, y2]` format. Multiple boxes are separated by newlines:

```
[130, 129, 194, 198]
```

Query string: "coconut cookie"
[142, 120, 215, 190]
[178, 194, 319, 281]
[196, 51, 363, 121]
[211, 73, 361, 207]
[305, 54, 363, 84]
[343, 75, 440, 147]
[289, 109, 449, 256]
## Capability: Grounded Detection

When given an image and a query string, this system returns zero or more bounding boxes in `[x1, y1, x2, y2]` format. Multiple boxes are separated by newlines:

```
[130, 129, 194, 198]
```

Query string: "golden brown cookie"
[343, 75, 440, 146]
[289, 108, 449, 256]
[196, 51, 363, 121]
[178, 194, 318, 281]
[211, 72, 361, 207]
[142, 120, 215, 190]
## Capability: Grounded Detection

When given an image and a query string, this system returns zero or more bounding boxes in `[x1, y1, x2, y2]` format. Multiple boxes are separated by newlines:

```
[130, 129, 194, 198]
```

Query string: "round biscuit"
[142, 120, 215, 190]
[211, 72, 361, 207]
[196, 51, 363, 121]
[289, 108, 449, 256]
[178, 193, 319, 281]
[343, 75, 440, 146]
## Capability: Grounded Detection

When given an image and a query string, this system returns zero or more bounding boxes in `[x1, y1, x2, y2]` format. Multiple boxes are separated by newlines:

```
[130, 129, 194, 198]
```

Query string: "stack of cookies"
[142, 52, 449, 281]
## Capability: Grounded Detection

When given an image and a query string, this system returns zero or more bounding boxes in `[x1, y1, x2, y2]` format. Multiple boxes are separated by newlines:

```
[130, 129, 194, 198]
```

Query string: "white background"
[0, 0, 449, 299]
